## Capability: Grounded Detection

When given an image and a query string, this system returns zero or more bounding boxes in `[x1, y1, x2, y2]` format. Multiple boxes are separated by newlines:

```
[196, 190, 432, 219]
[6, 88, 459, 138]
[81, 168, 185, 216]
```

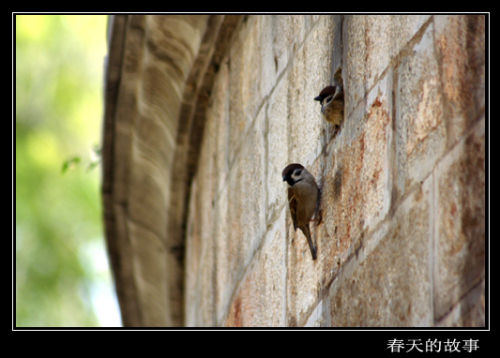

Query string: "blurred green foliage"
[15, 15, 120, 326]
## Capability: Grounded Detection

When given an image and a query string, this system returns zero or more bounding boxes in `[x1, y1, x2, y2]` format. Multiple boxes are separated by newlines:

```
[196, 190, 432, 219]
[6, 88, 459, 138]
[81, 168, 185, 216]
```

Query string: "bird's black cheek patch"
[285, 177, 295, 186]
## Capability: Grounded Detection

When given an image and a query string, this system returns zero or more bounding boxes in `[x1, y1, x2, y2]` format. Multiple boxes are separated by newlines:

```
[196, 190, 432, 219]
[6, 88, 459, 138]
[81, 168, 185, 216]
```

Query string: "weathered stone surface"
[329, 179, 433, 326]
[304, 300, 326, 327]
[304, 15, 337, 158]
[343, 15, 431, 118]
[395, 22, 447, 199]
[271, 15, 315, 78]
[287, 40, 323, 167]
[266, 77, 289, 218]
[355, 71, 394, 232]
[434, 118, 485, 322]
[213, 106, 268, 321]
[224, 209, 287, 327]
[342, 15, 367, 119]
[228, 17, 272, 165]
[287, 16, 335, 167]
[436, 278, 485, 327]
[434, 15, 485, 147]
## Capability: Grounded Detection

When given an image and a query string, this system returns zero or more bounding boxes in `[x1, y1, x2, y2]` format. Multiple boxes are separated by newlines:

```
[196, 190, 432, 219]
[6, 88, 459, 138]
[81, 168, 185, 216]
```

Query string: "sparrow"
[314, 85, 344, 126]
[282, 163, 320, 260]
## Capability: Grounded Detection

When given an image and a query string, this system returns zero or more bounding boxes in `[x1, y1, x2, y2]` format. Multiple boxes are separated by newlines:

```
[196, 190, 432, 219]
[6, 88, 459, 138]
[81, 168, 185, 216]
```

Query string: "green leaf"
[61, 156, 81, 174]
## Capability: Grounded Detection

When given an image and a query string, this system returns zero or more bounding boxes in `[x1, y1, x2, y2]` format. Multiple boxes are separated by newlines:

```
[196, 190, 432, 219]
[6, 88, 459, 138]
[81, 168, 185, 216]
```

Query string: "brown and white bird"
[282, 163, 320, 260]
[314, 85, 344, 126]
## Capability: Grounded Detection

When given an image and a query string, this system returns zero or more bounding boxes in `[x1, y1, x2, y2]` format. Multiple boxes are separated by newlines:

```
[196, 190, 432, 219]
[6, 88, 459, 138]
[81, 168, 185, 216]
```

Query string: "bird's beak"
[314, 95, 321, 101]
[282, 176, 286, 182]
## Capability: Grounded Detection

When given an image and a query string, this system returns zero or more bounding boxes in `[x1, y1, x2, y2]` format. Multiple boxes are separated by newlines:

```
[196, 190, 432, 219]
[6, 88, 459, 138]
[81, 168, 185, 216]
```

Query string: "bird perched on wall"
[314, 85, 344, 126]
[282, 163, 320, 260]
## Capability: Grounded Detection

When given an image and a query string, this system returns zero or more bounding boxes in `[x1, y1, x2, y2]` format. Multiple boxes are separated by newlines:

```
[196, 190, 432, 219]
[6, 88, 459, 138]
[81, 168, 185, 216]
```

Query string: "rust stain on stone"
[436, 15, 485, 139]
[372, 97, 382, 108]
[371, 168, 381, 187]
[227, 296, 242, 327]
[450, 202, 457, 217]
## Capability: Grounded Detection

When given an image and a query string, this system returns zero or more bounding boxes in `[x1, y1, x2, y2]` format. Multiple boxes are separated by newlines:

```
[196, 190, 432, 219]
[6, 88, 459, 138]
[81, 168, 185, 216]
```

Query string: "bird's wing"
[288, 187, 298, 231]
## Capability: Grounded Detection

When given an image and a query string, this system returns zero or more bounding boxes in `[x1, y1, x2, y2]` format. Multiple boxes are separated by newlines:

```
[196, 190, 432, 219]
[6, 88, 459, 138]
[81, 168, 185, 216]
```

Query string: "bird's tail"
[302, 225, 317, 260]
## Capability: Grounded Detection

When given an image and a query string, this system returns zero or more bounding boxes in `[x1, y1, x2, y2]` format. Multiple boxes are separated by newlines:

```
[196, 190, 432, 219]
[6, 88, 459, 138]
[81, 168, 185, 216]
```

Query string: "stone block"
[360, 15, 394, 94]
[219, 107, 267, 315]
[327, 72, 392, 260]
[343, 15, 430, 118]
[270, 16, 291, 77]
[227, 16, 280, 166]
[287, 40, 327, 167]
[224, 209, 287, 327]
[305, 15, 336, 154]
[357, 70, 394, 231]
[395, 22, 447, 199]
[266, 77, 289, 218]
[342, 16, 367, 118]
[271, 15, 313, 77]
[433, 119, 485, 321]
[435, 279, 485, 327]
[236, 107, 267, 256]
[227, 18, 261, 165]
[328, 179, 433, 326]
[258, 15, 277, 101]
[434, 15, 485, 147]
[305, 15, 335, 90]
[391, 15, 432, 53]
[285, 16, 337, 167]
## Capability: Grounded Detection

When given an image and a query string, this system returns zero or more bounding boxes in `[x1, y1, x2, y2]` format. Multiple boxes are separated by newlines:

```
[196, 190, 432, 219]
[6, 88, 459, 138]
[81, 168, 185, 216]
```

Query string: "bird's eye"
[325, 94, 334, 104]
[294, 169, 302, 176]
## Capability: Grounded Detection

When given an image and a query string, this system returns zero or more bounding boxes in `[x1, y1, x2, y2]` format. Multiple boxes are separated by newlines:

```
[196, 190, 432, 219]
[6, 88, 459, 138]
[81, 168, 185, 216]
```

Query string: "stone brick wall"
[183, 15, 485, 327]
